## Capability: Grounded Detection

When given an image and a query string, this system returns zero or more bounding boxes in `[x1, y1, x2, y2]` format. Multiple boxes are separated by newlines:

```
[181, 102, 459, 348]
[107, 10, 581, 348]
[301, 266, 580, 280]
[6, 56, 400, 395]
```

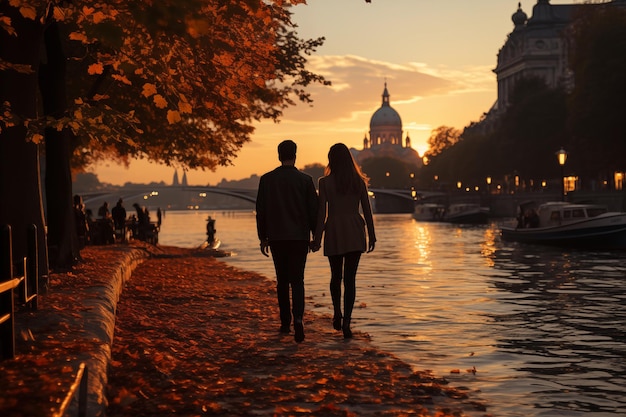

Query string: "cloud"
[280, 55, 493, 125]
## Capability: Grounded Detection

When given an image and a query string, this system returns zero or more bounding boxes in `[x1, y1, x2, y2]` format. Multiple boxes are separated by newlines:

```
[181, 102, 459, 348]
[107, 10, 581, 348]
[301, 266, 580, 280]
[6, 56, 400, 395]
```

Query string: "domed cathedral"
[368, 82, 403, 147]
[350, 82, 423, 169]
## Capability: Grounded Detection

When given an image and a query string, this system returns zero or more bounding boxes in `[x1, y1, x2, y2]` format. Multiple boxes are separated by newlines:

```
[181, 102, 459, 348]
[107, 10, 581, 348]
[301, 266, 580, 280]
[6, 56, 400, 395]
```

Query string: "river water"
[157, 210, 626, 417]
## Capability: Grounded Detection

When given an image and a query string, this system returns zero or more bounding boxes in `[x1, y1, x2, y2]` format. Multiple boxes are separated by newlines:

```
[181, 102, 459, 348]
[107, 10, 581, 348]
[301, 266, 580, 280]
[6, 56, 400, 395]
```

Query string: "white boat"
[413, 203, 445, 222]
[500, 201, 626, 249]
[443, 203, 490, 224]
[199, 238, 221, 250]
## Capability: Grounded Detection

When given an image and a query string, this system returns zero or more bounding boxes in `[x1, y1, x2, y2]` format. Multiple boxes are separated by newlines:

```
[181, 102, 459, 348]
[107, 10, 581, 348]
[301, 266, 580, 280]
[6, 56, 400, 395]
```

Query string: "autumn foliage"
[1, 0, 328, 171]
[0, 0, 329, 270]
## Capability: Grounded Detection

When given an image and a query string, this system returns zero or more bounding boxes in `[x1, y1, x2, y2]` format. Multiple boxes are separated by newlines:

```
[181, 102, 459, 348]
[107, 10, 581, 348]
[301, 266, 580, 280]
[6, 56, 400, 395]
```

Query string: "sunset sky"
[91, 0, 578, 186]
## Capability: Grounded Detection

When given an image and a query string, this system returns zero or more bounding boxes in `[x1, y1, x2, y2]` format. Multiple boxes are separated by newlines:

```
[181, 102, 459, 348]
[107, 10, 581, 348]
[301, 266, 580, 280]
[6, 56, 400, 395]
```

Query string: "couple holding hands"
[256, 140, 376, 343]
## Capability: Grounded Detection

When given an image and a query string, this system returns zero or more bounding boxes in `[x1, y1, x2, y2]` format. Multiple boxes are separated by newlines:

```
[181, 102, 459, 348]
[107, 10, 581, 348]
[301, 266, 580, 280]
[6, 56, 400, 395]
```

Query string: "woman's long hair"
[324, 143, 370, 194]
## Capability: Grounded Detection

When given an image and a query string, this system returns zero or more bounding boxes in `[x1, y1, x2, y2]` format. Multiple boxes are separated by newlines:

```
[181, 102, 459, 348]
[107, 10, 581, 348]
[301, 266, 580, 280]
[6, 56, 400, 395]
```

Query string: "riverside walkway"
[0, 242, 481, 417]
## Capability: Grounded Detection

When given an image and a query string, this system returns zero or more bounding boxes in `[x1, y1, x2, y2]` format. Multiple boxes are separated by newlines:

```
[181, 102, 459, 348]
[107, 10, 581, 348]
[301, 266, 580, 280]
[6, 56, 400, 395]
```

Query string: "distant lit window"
[615, 172, 624, 190]
[564, 176, 578, 192]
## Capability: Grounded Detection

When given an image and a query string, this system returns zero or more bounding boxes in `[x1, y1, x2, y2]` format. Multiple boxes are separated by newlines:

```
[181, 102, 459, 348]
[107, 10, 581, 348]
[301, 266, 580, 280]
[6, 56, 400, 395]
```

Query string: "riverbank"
[1, 243, 484, 417]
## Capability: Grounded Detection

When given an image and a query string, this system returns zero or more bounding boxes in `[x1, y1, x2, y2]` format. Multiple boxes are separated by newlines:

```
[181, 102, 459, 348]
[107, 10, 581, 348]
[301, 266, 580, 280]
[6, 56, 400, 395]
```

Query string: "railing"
[0, 276, 20, 359]
[0, 224, 39, 360]
[2, 224, 87, 416]
[53, 362, 88, 417]
[20, 224, 38, 309]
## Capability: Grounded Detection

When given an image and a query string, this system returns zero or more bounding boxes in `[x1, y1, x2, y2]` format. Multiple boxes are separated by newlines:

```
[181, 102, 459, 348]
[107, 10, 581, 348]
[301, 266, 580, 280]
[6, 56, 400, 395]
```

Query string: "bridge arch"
[81, 185, 422, 213]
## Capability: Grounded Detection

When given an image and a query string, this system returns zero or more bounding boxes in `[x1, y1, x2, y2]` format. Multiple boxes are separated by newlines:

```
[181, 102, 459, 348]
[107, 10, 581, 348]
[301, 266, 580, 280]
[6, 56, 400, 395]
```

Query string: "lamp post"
[556, 147, 568, 201]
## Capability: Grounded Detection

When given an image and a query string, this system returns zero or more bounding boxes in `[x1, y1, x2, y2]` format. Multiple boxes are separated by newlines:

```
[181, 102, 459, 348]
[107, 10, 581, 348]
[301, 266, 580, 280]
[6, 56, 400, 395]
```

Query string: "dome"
[512, 2, 528, 27]
[529, 0, 554, 25]
[370, 106, 402, 129]
[369, 83, 402, 128]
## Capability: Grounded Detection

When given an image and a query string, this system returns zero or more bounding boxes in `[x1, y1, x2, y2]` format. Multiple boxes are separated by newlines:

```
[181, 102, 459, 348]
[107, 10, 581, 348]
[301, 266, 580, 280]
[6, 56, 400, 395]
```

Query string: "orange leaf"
[92, 11, 106, 24]
[69, 32, 89, 43]
[178, 100, 192, 114]
[167, 110, 181, 124]
[88, 63, 104, 75]
[31, 133, 44, 144]
[142, 83, 157, 98]
[153, 94, 168, 109]
[19, 5, 37, 20]
[112, 74, 132, 85]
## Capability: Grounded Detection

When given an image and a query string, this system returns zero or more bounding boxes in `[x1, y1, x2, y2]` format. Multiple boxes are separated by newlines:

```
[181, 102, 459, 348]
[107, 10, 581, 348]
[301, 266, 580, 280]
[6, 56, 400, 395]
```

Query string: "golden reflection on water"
[408, 224, 432, 272]
[480, 226, 497, 267]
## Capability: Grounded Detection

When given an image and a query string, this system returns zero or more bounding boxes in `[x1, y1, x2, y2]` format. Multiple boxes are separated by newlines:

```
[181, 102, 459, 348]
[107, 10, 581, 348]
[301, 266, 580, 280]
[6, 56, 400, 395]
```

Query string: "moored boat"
[443, 203, 490, 224]
[412, 203, 445, 222]
[500, 201, 626, 249]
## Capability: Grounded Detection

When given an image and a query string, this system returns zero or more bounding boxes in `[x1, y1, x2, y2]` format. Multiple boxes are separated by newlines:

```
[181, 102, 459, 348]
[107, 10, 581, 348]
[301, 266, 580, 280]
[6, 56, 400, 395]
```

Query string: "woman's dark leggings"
[328, 251, 362, 320]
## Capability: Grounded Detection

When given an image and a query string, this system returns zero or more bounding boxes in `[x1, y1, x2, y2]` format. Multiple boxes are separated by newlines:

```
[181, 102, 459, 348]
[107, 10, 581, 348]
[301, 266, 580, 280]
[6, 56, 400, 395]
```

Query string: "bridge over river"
[81, 184, 626, 218]
[81, 185, 423, 213]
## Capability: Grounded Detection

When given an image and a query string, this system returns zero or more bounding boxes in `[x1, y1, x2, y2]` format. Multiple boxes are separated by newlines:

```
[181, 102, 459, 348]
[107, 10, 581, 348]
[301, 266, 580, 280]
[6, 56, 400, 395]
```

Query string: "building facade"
[493, 0, 626, 113]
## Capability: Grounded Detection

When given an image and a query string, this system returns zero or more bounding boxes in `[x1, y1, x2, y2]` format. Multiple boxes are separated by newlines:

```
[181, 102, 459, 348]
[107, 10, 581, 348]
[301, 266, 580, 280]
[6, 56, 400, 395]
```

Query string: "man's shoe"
[279, 325, 290, 334]
[294, 320, 305, 343]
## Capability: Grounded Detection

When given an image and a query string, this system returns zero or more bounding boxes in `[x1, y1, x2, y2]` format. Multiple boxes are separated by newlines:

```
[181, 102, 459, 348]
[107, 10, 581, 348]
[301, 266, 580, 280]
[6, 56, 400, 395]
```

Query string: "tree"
[566, 4, 626, 178]
[61, 2, 327, 169]
[0, 3, 49, 277]
[73, 172, 105, 193]
[361, 157, 416, 189]
[302, 163, 324, 185]
[1, 1, 328, 271]
[495, 76, 568, 181]
[423, 126, 461, 159]
[421, 77, 568, 189]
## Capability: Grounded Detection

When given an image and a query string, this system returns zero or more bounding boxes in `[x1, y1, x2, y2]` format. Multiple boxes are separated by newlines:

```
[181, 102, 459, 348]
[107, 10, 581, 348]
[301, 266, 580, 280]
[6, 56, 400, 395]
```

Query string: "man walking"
[256, 140, 318, 343]
[111, 198, 127, 242]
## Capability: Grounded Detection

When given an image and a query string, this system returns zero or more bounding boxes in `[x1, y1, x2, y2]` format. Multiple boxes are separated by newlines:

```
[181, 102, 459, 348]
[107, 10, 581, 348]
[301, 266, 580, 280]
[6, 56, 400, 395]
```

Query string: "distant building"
[490, 0, 626, 116]
[350, 83, 423, 169]
[172, 170, 188, 186]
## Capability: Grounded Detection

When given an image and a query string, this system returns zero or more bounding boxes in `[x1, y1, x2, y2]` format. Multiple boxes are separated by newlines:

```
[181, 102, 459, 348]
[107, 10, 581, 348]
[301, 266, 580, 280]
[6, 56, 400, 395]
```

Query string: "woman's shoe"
[294, 319, 305, 343]
[332, 315, 342, 331]
[342, 318, 352, 339]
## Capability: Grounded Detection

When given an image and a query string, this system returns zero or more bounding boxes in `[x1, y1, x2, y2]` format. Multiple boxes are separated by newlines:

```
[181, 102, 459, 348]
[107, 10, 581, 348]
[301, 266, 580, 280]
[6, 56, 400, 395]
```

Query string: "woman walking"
[311, 143, 376, 338]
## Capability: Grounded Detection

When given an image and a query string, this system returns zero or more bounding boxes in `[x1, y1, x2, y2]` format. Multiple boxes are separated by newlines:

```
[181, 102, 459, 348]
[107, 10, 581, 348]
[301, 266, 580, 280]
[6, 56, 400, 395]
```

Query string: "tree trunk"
[0, 5, 49, 284]
[39, 22, 80, 269]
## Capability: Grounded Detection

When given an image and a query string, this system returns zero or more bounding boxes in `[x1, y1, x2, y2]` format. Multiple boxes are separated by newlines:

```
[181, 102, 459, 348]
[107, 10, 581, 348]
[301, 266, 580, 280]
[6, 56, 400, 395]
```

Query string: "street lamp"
[556, 147, 568, 201]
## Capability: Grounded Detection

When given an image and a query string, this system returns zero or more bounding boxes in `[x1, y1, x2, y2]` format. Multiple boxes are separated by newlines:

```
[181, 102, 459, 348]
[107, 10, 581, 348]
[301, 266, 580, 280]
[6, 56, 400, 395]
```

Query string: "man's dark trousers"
[270, 240, 309, 328]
